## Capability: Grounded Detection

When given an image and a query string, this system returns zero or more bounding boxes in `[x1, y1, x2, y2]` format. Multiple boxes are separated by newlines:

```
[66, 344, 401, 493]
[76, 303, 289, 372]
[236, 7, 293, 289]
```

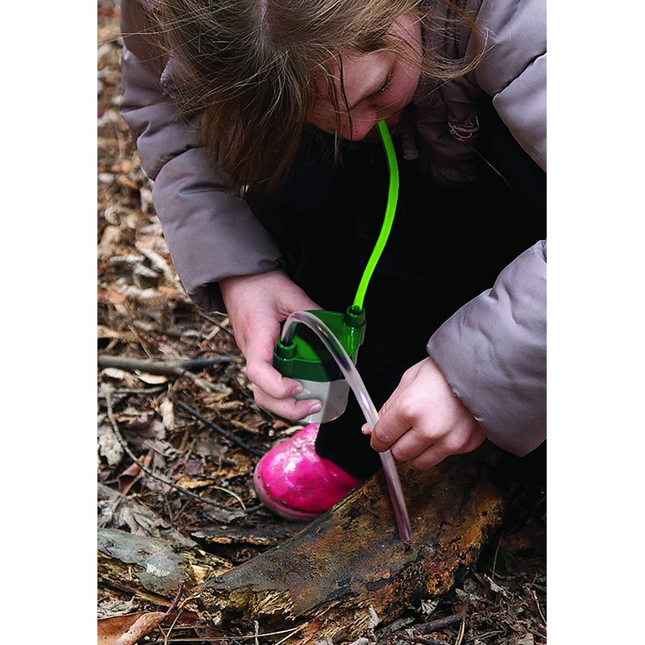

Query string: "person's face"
[308, 14, 422, 140]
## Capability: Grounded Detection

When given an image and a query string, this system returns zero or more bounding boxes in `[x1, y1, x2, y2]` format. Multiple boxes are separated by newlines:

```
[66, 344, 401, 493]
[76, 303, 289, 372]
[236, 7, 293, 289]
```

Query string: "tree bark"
[197, 444, 520, 643]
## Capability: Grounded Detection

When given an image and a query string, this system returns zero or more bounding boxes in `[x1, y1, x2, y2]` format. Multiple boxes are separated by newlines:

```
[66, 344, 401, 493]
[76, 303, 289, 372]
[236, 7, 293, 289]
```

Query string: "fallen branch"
[175, 401, 265, 457]
[417, 613, 467, 634]
[196, 444, 523, 643]
[98, 355, 239, 376]
[98, 440, 535, 643]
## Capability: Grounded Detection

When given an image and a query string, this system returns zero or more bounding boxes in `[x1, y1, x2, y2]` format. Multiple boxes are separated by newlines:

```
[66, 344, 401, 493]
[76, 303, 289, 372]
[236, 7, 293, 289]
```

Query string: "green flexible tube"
[352, 120, 400, 311]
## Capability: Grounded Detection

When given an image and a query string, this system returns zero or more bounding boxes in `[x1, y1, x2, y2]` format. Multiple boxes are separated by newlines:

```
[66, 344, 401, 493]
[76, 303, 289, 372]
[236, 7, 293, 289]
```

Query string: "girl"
[119, 0, 546, 520]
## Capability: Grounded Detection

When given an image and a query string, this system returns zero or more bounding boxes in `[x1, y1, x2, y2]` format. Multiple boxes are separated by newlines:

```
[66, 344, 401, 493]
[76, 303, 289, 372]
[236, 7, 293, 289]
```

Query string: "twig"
[208, 484, 247, 510]
[197, 310, 236, 338]
[164, 624, 305, 642]
[529, 587, 547, 627]
[110, 386, 168, 396]
[99, 355, 238, 376]
[127, 321, 154, 359]
[162, 585, 184, 645]
[407, 636, 446, 645]
[454, 618, 466, 645]
[105, 390, 254, 512]
[491, 532, 504, 580]
[417, 613, 467, 634]
[175, 401, 265, 457]
[463, 631, 504, 644]
[164, 584, 184, 617]
[273, 624, 306, 644]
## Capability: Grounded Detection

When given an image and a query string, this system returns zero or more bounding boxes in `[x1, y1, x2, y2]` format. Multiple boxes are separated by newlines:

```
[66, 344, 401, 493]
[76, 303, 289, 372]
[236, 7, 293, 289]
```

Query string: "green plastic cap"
[273, 310, 367, 382]
[275, 338, 297, 359]
[344, 305, 366, 328]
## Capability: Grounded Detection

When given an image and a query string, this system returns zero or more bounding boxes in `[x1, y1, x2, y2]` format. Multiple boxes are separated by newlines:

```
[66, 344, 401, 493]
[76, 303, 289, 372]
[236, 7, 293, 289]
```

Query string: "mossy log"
[197, 444, 519, 643]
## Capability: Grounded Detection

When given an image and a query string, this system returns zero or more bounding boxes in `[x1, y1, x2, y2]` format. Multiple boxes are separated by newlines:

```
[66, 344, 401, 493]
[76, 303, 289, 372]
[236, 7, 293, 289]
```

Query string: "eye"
[366, 70, 392, 102]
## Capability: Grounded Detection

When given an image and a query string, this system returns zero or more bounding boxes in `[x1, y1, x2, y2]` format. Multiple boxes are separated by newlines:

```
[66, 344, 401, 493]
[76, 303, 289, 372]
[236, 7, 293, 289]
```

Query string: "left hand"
[364, 357, 487, 469]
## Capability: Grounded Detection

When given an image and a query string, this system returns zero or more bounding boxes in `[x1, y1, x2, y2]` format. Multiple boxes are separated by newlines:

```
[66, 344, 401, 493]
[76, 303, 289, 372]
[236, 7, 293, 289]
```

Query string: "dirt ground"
[97, 1, 546, 643]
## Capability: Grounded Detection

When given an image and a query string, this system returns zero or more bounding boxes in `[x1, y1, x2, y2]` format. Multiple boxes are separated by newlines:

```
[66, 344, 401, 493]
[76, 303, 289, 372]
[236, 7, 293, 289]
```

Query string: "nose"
[339, 110, 377, 141]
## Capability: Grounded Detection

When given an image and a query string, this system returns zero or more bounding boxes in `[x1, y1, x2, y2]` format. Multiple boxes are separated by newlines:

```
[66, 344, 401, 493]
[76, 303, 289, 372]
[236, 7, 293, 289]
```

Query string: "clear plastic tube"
[281, 311, 412, 542]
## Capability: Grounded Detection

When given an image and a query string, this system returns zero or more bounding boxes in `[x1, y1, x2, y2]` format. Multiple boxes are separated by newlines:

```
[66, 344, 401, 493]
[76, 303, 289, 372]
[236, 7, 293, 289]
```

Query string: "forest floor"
[97, 1, 546, 643]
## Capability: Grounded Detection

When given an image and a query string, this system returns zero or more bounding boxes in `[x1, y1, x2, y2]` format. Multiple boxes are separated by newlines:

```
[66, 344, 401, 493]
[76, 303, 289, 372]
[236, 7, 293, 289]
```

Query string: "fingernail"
[361, 423, 372, 435]
[308, 402, 322, 415]
[291, 383, 303, 396]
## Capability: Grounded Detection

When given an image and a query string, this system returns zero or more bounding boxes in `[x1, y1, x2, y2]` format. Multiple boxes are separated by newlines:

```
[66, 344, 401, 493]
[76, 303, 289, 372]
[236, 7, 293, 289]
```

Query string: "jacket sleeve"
[471, 0, 547, 171]
[422, 0, 546, 457]
[118, 0, 283, 311]
[426, 241, 546, 456]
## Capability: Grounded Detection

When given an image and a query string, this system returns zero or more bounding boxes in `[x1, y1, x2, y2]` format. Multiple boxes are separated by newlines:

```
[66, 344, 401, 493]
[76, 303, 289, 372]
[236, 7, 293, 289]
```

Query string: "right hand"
[220, 269, 323, 420]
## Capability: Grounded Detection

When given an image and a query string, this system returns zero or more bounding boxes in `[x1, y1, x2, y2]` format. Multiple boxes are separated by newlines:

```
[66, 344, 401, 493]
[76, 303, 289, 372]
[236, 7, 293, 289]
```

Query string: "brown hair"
[152, 0, 484, 192]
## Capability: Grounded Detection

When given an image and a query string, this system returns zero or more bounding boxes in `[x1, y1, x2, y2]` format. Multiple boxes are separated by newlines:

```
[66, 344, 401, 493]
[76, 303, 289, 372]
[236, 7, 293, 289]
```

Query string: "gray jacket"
[119, 0, 546, 456]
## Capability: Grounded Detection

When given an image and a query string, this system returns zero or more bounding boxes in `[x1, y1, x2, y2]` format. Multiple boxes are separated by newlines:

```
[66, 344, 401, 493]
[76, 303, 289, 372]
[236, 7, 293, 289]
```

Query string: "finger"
[409, 424, 486, 470]
[246, 357, 305, 400]
[361, 364, 420, 440]
[362, 362, 424, 439]
[243, 326, 304, 400]
[253, 385, 322, 421]
[409, 442, 452, 470]
[377, 361, 423, 419]
[370, 394, 419, 453]
[389, 427, 439, 463]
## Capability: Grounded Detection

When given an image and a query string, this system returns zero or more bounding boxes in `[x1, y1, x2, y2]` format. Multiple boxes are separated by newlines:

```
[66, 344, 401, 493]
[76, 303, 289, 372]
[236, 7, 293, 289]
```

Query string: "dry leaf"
[98, 425, 124, 467]
[113, 611, 166, 645]
[117, 454, 152, 495]
[117, 175, 140, 190]
[97, 325, 137, 342]
[98, 610, 201, 645]
[483, 573, 509, 596]
[136, 372, 169, 385]
[99, 225, 122, 249]
[175, 474, 213, 490]
[159, 399, 176, 431]
[98, 612, 147, 645]
[517, 634, 534, 645]
[119, 285, 166, 305]
[111, 160, 133, 174]
[158, 285, 176, 298]
[98, 287, 127, 305]
[101, 368, 128, 380]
